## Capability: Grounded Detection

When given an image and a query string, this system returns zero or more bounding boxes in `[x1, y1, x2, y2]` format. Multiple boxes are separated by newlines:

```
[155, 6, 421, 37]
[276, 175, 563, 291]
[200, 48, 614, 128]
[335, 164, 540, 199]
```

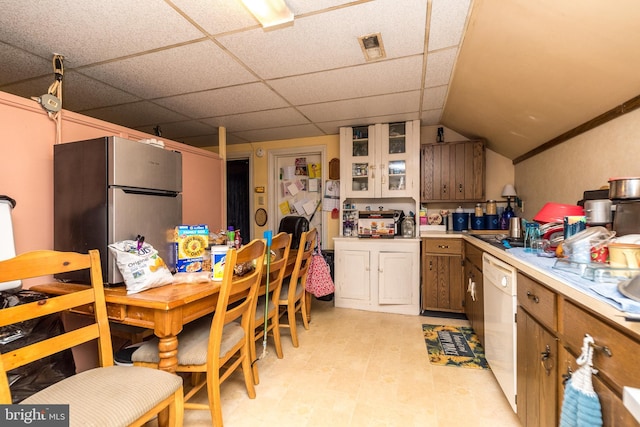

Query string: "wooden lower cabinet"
[517, 272, 640, 426]
[463, 242, 484, 345]
[559, 300, 640, 426]
[422, 238, 463, 313]
[516, 305, 558, 427]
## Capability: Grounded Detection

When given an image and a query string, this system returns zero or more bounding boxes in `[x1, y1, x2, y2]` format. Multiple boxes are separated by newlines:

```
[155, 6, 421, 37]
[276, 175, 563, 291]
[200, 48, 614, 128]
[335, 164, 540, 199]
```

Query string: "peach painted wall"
[0, 91, 223, 285]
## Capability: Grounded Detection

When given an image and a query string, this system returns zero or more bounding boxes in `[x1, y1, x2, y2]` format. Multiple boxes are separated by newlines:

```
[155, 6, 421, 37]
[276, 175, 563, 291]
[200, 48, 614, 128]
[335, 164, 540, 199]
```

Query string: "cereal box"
[173, 225, 209, 272]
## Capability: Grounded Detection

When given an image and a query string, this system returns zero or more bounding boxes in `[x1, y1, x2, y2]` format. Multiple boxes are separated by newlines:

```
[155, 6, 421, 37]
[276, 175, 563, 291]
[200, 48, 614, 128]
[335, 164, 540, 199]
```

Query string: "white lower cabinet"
[334, 238, 420, 315]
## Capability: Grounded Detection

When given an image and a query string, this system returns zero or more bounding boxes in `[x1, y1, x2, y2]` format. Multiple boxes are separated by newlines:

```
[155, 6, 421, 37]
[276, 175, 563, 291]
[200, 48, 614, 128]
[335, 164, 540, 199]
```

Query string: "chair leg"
[288, 302, 299, 347]
[206, 369, 224, 427]
[272, 315, 284, 359]
[250, 330, 260, 385]
[241, 344, 257, 399]
[301, 293, 310, 331]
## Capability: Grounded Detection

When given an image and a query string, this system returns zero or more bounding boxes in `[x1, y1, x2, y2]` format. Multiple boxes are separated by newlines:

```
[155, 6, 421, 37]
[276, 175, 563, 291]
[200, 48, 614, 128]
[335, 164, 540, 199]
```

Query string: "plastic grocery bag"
[108, 240, 174, 294]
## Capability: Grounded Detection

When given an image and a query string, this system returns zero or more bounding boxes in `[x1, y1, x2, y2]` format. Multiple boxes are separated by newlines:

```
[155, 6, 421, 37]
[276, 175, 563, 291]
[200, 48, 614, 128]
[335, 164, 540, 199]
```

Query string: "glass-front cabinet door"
[341, 125, 376, 197]
[380, 122, 415, 198]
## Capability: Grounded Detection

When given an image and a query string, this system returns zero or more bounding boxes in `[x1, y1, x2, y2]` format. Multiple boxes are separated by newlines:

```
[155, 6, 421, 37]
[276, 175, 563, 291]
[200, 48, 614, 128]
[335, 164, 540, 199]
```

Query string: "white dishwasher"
[483, 252, 517, 413]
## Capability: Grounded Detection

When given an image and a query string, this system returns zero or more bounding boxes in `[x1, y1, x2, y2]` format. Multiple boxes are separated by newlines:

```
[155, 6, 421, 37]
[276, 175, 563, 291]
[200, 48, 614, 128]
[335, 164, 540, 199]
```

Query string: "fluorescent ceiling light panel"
[241, 0, 294, 28]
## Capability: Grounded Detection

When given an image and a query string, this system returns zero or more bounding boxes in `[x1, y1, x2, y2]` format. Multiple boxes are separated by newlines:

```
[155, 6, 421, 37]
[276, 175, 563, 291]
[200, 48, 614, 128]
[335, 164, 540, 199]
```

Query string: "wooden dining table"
[30, 248, 305, 374]
[31, 279, 222, 373]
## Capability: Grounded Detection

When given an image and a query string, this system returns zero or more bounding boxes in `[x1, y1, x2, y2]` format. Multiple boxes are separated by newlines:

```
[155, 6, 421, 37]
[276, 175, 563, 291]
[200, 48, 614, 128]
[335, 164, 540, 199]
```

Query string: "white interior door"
[268, 146, 327, 248]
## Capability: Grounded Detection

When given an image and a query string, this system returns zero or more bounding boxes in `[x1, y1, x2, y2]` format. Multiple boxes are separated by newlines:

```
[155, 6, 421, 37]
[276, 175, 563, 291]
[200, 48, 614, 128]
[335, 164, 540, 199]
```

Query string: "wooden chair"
[0, 249, 184, 427]
[277, 227, 317, 348]
[132, 239, 266, 427]
[250, 232, 292, 384]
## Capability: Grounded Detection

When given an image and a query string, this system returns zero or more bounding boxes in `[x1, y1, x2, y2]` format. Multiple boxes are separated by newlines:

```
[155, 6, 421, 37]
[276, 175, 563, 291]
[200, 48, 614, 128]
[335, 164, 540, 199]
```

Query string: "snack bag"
[108, 240, 174, 294]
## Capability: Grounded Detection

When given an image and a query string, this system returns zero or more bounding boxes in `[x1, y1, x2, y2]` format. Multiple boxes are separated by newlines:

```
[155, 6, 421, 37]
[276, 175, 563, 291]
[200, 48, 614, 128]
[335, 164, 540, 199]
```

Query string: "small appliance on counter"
[610, 177, 640, 236]
[393, 209, 405, 236]
[357, 211, 395, 238]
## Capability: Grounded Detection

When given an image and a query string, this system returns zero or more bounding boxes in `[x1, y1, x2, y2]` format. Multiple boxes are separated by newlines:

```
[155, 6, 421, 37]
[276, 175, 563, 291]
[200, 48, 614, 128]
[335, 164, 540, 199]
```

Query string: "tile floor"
[150, 299, 521, 426]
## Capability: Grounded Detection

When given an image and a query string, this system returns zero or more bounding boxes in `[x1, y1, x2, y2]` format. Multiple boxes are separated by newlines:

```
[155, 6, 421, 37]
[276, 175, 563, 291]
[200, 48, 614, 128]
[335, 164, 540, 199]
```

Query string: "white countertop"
[421, 230, 640, 339]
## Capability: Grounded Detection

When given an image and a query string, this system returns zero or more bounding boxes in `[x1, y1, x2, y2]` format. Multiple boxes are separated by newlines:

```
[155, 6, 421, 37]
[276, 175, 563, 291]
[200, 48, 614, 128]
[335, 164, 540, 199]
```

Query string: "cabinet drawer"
[562, 300, 640, 394]
[464, 241, 483, 270]
[517, 273, 557, 331]
[423, 238, 461, 255]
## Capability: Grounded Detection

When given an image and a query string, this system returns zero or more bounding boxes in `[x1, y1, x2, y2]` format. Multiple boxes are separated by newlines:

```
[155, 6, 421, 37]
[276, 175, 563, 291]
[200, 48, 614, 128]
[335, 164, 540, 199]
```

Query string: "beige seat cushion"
[22, 365, 182, 427]
[280, 279, 304, 300]
[132, 316, 245, 365]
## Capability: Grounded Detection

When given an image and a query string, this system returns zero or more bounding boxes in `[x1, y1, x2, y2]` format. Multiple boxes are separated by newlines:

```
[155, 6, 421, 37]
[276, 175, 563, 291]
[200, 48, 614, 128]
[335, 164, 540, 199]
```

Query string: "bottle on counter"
[234, 229, 242, 249]
[475, 203, 483, 217]
[227, 226, 235, 248]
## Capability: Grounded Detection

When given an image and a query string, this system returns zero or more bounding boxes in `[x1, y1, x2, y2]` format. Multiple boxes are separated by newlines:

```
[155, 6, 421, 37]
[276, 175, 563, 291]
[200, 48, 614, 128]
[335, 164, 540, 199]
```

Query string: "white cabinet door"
[378, 251, 414, 305]
[341, 121, 419, 199]
[336, 248, 370, 301]
[379, 122, 418, 198]
[340, 125, 376, 198]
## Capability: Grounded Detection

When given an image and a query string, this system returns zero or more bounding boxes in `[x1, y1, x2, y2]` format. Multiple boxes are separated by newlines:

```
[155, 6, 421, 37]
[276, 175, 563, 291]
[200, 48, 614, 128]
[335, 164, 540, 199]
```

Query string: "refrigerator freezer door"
[108, 188, 182, 284]
[109, 136, 182, 193]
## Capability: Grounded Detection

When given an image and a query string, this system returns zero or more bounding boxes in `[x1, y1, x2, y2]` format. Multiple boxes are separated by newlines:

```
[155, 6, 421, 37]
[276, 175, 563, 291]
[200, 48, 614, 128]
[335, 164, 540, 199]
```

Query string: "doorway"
[226, 158, 251, 240]
[268, 146, 327, 248]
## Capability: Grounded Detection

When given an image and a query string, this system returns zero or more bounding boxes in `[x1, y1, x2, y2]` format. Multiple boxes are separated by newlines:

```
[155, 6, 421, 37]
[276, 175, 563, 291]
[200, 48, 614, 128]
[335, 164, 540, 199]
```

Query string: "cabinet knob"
[443, 184, 447, 194]
[526, 290, 540, 303]
[429, 260, 433, 271]
[458, 183, 463, 193]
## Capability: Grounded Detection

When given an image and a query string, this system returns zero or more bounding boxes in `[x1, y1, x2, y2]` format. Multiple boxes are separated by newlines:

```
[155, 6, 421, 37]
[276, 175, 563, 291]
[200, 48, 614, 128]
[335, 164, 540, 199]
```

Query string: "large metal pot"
[609, 177, 640, 199]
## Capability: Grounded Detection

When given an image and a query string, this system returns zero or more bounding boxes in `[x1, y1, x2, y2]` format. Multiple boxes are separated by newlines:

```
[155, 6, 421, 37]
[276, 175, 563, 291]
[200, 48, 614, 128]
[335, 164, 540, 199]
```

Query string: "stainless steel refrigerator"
[54, 136, 182, 284]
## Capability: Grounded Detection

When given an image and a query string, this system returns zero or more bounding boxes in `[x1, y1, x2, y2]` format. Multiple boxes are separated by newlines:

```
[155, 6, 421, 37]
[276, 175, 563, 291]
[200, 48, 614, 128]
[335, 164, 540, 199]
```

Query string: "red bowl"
[533, 202, 584, 224]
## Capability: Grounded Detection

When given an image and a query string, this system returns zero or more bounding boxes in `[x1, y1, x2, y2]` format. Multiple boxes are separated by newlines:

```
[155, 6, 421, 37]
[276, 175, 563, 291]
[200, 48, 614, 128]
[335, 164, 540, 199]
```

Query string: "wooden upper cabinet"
[421, 140, 485, 203]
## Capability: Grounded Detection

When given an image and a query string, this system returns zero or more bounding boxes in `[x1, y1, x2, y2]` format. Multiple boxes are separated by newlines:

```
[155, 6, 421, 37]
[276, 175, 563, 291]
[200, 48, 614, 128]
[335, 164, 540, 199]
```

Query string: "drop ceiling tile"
[178, 133, 250, 148]
[421, 109, 442, 125]
[0, 76, 50, 102]
[428, 0, 471, 51]
[3, 71, 142, 111]
[155, 83, 289, 118]
[269, 56, 423, 105]
[175, 135, 222, 148]
[0, 43, 50, 84]
[202, 108, 310, 131]
[298, 91, 421, 122]
[218, 0, 427, 79]
[287, 0, 362, 15]
[422, 85, 448, 110]
[171, 0, 258, 34]
[424, 48, 457, 87]
[316, 113, 420, 135]
[0, 0, 203, 66]
[80, 41, 257, 99]
[233, 124, 324, 142]
[135, 120, 218, 140]
[82, 101, 189, 128]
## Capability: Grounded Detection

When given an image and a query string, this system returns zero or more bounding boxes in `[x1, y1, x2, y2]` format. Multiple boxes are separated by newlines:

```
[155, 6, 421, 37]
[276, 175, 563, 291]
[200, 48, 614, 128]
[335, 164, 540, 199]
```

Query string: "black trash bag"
[0, 290, 76, 403]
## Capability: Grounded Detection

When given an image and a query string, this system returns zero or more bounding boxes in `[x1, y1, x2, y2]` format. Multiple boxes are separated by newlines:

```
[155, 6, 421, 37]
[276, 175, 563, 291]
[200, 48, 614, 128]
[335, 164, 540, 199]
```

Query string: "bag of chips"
[108, 240, 174, 294]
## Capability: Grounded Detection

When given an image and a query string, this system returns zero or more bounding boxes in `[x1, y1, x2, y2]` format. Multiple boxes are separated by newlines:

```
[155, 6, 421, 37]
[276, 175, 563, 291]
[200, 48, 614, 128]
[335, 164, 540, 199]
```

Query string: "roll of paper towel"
[0, 196, 21, 291]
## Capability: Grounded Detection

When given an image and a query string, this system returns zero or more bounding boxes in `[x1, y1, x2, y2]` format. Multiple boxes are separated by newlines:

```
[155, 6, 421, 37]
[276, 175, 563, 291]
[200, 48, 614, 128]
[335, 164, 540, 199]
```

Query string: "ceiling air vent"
[359, 33, 386, 61]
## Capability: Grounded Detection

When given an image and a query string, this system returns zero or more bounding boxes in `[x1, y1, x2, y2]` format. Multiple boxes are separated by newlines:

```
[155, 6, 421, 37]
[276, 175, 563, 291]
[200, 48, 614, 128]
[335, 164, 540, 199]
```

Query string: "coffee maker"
[393, 210, 405, 236]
